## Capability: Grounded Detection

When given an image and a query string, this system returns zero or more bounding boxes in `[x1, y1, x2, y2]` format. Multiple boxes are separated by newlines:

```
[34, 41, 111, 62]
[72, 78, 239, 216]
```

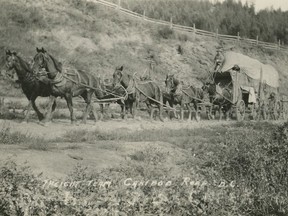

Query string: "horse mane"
[47, 53, 62, 72]
[17, 55, 32, 73]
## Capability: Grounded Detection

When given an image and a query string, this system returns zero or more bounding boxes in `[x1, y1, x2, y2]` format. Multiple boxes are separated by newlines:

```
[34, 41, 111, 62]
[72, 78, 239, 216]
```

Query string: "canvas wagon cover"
[221, 51, 279, 88]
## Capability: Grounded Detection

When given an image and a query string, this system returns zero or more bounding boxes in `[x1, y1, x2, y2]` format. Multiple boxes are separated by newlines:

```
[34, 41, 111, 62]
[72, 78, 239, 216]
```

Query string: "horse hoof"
[21, 121, 28, 124]
[39, 121, 48, 127]
[71, 121, 79, 126]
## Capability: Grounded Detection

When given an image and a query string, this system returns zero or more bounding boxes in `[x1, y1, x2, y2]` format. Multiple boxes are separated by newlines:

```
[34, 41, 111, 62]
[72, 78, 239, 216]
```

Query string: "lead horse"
[112, 66, 164, 121]
[165, 74, 204, 121]
[32, 47, 104, 124]
[5, 50, 56, 123]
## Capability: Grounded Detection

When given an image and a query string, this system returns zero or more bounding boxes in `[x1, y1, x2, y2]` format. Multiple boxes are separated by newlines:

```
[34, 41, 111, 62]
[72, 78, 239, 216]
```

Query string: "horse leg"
[81, 91, 90, 124]
[158, 102, 164, 122]
[225, 108, 230, 121]
[146, 101, 153, 120]
[132, 99, 138, 119]
[98, 103, 104, 120]
[82, 90, 97, 124]
[187, 104, 192, 122]
[31, 97, 45, 122]
[219, 106, 223, 121]
[65, 94, 76, 124]
[23, 100, 32, 123]
[121, 103, 127, 119]
[43, 96, 57, 123]
[180, 102, 185, 121]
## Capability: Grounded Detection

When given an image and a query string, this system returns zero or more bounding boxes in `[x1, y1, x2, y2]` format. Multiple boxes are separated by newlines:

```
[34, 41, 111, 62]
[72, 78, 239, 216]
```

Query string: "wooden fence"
[86, 0, 288, 53]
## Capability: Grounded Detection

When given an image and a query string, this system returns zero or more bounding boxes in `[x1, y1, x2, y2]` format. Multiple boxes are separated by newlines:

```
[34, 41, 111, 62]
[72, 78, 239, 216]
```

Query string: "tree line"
[117, 0, 288, 45]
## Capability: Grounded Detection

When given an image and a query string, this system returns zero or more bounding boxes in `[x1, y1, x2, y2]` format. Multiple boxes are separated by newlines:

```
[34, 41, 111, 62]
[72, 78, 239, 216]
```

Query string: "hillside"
[0, 0, 287, 96]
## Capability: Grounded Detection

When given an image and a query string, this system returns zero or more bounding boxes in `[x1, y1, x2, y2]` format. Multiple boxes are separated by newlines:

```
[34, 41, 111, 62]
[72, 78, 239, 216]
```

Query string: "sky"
[211, 0, 288, 12]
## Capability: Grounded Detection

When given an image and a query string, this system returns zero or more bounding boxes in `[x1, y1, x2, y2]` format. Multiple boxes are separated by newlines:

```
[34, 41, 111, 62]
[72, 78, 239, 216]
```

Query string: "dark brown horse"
[32, 47, 104, 124]
[98, 77, 130, 119]
[202, 81, 233, 120]
[4, 50, 56, 123]
[165, 74, 204, 121]
[112, 66, 164, 121]
[162, 90, 180, 119]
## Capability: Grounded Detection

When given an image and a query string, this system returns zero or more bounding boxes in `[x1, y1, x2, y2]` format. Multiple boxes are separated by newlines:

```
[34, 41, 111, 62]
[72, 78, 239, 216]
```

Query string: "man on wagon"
[213, 48, 225, 72]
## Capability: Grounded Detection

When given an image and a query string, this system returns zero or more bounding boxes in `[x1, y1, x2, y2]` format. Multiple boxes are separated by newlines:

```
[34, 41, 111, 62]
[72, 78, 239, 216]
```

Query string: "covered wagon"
[210, 51, 281, 120]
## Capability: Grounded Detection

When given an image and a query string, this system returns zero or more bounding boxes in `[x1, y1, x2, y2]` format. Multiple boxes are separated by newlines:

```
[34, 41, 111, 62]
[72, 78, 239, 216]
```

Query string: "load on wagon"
[208, 51, 283, 120]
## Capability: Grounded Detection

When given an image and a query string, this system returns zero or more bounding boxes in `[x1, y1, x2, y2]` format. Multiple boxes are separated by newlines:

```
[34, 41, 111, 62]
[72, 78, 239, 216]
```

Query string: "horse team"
[4, 48, 218, 124]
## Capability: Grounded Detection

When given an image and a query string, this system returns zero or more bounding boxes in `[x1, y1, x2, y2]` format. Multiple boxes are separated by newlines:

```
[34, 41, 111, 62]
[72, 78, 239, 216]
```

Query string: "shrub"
[156, 26, 174, 39]
[197, 121, 288, 215]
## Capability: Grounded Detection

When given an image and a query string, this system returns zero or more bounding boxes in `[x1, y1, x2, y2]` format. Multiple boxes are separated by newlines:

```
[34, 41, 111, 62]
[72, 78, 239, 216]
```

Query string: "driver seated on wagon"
[213, 48, 225, 72]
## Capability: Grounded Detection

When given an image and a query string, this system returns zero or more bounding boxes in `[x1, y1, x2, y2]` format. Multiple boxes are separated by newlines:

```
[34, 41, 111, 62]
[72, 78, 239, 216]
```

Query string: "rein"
[63, 73, 128, 103]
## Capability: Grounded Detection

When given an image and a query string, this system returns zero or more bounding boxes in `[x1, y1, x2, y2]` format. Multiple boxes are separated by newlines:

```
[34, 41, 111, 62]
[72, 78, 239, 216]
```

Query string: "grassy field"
[0, 120, 288, 215]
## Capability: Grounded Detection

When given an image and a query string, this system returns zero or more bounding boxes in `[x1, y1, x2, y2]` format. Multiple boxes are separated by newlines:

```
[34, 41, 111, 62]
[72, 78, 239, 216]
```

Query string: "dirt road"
[0, 118, 233, 140]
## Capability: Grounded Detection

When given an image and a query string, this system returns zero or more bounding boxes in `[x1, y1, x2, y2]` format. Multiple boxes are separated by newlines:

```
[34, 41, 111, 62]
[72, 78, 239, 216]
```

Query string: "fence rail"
[86, 0, 288, 53]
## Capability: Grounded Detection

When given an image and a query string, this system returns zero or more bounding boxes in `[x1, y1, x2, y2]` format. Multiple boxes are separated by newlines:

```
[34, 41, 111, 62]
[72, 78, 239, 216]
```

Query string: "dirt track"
[1, 118, 233, 140]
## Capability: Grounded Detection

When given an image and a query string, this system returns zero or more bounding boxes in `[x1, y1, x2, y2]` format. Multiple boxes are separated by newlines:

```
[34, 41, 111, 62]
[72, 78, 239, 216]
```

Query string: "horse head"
[32, 47, 62, 79]
[5, 50, 18, 71]
[112, 65, 130, 89]
[4, 50, 32, 80]
[165, 74, 179, 93]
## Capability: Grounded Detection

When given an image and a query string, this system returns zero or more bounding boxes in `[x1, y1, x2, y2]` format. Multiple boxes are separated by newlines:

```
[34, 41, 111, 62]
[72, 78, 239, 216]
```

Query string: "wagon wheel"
[236, 100, 245, 121]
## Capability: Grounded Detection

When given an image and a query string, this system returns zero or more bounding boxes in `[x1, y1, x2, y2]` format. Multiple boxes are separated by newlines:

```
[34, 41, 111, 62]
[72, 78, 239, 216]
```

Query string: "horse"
[202, 81, 233, 120]
[4, 50, 57, 123]
[112, 66, 164, 121]
[165, 74, 204, 121]
[98, 77, 130, 119]
[31, 47, 104, 124]
[162, 90, 180, 119]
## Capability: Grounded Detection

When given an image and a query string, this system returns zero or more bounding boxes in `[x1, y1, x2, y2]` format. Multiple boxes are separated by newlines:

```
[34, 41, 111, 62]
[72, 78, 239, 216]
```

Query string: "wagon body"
[212, 51, 281, 120]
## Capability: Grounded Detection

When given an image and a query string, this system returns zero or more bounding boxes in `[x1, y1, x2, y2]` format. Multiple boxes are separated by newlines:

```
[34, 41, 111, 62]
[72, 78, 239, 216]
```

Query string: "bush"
[197, 121, 288, 215]
[156, 26, 174, 39]
[0, 2, 46, 29]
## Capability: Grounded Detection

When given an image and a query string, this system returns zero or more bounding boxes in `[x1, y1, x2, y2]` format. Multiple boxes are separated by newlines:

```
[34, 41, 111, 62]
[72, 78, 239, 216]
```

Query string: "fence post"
[118, 0, 121, 9]
[256, 35, 258, 45]
[216, 28, 218, 39]
[278, 40, 281, 51]
[193, 23, 196, 40]
[143, 10, 145, 20]
[170, 17, 173, 29]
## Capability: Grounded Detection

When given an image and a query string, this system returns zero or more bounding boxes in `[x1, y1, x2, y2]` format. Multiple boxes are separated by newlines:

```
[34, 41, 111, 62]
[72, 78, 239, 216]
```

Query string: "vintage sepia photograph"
[0, 0, 288, 215]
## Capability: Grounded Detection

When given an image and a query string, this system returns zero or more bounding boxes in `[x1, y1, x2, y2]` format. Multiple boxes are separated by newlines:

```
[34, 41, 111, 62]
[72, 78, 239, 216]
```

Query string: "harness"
[117, 73, 177, 111]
